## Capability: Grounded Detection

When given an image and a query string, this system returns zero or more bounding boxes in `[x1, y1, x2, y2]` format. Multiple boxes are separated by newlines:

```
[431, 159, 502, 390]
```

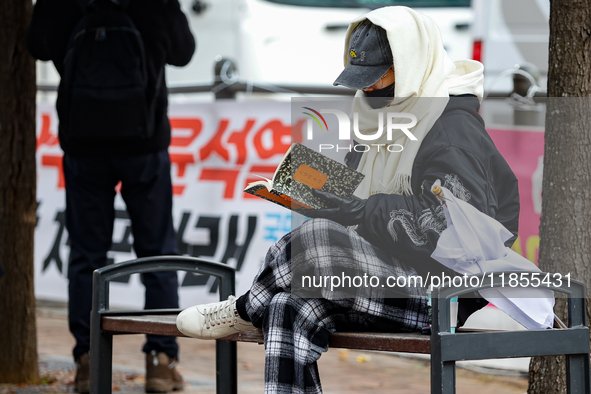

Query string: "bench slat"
[102, 315, 185, 337]
[101, 315, 431, 354]
[328, 331, 430, 353]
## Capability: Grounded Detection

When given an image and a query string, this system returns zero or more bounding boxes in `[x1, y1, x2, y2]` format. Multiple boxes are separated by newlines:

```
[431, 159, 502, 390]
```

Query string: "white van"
[471, 0, 549, 93]
[169, 0, 474, 88]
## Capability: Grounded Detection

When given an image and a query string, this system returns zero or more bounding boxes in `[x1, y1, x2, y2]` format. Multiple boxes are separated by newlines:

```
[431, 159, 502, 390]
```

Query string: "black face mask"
[364, 82, 395, 109]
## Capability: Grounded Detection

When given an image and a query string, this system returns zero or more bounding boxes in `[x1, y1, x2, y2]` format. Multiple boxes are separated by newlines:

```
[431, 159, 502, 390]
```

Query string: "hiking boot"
[74, 353, 90, 394]
[145, 351, 184, 393]
[176, 295, 254, 339]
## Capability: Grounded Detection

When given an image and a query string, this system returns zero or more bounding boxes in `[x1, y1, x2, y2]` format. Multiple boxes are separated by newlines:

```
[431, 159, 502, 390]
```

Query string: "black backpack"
[57, 0, 159, 141]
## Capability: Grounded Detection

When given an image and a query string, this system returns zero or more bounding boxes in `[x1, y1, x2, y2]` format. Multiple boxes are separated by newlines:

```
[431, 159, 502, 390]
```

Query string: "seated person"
[176, 6, 519, 394]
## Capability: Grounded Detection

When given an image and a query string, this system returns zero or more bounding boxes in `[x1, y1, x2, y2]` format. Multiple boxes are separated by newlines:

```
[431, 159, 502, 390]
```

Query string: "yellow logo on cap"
[350, 50, 357, 58]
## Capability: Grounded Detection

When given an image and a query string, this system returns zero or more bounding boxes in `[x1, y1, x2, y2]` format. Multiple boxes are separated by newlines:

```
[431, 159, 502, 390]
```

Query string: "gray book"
[244, 142, 365, 211]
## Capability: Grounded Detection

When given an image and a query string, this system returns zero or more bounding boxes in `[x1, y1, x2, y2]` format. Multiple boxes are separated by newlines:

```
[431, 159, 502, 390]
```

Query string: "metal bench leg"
[441, 361, 456, 394]
[216, 340, 237, 394]
[431, 358, 456, 394]
[567, 353, 590, 394]
[90, 329, 113, 394]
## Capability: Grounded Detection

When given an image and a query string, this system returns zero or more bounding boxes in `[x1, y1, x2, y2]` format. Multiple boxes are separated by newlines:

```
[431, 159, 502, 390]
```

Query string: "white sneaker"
[176, 295, 254, 340]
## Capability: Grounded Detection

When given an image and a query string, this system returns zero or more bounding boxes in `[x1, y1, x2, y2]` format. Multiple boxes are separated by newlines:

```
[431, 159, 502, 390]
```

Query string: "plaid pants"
[244, 219, 429, 394]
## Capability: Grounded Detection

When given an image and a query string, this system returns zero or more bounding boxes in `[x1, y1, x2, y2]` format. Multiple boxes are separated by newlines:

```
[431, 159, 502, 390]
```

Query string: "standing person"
[26, 0, 195, 392]
[177, 5, 520, 394]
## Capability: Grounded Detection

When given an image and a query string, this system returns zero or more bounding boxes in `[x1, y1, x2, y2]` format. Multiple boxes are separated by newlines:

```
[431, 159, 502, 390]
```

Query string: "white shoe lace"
[203, 296, 238, 330]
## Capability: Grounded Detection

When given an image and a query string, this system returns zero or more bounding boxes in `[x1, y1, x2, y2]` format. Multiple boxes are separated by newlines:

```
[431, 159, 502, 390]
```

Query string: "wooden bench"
[89, 256, 590, 394]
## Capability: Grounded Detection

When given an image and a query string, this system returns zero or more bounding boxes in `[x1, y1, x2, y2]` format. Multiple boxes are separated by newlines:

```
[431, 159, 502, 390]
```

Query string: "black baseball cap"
[333, 20, 394, 90]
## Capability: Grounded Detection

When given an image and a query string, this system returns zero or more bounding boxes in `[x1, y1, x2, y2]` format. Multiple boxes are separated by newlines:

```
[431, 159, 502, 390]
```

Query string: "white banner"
[34, 100, 296, 309]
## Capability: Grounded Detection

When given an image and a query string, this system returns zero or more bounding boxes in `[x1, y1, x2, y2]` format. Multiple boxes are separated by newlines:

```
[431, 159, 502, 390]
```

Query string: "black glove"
[303, 189, 366, 227]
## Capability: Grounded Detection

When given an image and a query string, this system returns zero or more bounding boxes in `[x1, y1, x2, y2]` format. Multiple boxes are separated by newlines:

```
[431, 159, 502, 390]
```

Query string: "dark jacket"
[348, 95, 520, 324]
[26, 0, 195, 156]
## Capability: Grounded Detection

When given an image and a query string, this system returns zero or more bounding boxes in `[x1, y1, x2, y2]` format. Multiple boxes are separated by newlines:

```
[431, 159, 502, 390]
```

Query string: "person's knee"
[298, 218, 334, 233]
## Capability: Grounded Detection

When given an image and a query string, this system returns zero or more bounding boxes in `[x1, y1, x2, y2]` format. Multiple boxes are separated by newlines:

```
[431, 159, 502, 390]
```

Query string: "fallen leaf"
[356, 354, 371, 363]
[338, 349, 350, 361]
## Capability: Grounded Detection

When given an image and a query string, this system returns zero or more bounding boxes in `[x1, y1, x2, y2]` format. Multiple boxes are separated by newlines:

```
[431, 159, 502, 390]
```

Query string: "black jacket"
[348, 95, 520, 324]
[26, 0, 196, 156]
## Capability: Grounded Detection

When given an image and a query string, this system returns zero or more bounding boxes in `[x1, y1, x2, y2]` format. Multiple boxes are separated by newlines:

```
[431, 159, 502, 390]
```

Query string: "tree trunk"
[0, 0, 39, 384]
[528, 0, 591, 393]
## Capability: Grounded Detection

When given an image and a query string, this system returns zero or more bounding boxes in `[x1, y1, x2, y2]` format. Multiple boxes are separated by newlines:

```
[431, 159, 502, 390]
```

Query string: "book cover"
[244, 143, 365, 210]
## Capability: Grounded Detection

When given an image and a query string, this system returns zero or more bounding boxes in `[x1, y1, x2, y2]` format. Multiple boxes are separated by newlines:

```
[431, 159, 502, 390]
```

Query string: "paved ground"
[0, 301, 529, 393]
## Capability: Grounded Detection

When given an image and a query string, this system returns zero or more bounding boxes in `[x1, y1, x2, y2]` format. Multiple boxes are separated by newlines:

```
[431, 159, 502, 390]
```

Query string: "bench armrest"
[89, 256, 238, 394]
[91, 255, 235, 315]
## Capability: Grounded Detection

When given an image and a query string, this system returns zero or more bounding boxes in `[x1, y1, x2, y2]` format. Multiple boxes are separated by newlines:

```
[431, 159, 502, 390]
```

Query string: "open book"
[244, 143, 365, 211]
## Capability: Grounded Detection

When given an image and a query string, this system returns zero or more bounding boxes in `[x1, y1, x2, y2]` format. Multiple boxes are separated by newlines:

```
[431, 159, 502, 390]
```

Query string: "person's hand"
[303, 189, 366, 227]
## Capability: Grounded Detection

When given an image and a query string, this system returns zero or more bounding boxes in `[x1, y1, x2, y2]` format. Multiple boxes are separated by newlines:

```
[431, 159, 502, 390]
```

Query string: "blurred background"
[36, 0, 550, 96]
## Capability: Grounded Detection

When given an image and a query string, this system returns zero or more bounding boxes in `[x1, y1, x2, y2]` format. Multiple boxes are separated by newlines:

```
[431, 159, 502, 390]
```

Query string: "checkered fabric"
[244, 218, 429, 394]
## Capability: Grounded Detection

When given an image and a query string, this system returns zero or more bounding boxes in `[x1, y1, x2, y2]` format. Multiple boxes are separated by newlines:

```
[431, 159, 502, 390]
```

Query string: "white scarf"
[343, 7, 484, 198]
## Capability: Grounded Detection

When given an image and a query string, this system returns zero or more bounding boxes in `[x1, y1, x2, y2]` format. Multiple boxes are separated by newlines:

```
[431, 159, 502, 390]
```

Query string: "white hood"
[343, 7, 485, 198]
